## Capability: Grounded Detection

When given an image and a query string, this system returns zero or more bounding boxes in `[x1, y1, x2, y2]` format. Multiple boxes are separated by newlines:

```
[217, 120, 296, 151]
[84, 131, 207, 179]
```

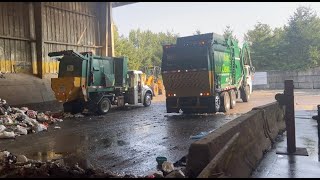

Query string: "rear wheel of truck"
[229, 90, 236, 109]
[143, 92, 152, 107]
[241, 85, 250, 102]
[220, 92, 230, 112]
[97, 97, 111, 115]
[214, 94, 220, 112]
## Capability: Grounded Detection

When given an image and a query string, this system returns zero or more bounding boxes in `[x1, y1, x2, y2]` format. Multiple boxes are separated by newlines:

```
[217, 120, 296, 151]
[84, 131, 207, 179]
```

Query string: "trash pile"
[0, 98, 63, 139]
[0, 150, 188, 178]
[0, 150, 138, 178]
[147, 156, 187, 178]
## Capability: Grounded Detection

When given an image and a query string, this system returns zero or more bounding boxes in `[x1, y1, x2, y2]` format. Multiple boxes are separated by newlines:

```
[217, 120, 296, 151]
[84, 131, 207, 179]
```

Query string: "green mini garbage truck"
[161, 33, 254, 113]
[49, 50, 153, 115]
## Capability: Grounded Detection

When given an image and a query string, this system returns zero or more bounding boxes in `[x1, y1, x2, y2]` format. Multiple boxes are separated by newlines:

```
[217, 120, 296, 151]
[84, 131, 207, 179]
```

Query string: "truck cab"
[127, 70, 153, 106]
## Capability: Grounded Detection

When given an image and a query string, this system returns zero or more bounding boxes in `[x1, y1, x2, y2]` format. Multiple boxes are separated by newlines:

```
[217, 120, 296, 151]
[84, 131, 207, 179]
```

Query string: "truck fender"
[97, 94, 114, 104]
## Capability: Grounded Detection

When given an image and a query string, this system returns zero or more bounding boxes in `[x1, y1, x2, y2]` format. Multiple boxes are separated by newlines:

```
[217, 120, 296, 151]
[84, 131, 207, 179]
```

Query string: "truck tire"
[143, 92, 152, 107]
[97, 97, 111, 115]
[241, 85, 250, 102]
[229, 90, 236, 109]
[214, 94, 220, 112]
[220, 92, 230, 112]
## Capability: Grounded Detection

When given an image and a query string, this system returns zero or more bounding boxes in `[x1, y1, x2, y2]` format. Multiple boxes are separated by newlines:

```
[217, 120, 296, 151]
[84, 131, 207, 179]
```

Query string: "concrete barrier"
[186, 102, 285, 178]
[0, 73, 56, 105]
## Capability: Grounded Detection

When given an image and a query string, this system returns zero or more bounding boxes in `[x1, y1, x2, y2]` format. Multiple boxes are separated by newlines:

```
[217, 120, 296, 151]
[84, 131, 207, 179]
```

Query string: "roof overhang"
[112, 2, 138, 8]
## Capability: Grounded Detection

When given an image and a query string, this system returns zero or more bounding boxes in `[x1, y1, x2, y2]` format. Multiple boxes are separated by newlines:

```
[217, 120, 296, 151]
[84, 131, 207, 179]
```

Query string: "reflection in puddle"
[30, 151, 65, 161]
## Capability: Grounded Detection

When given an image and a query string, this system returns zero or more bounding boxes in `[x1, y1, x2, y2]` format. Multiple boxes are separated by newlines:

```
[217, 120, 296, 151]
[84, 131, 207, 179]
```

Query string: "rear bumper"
[166, 96, 215, 112]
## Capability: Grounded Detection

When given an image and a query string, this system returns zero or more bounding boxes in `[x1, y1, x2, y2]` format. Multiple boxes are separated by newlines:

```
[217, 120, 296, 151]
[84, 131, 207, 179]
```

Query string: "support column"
[284, 80, 296, 153]
[98, 2, 114, 57]
[28, 2, 37, 75]
[98, 2, 107, 57]
[107, 2, 114, 57]
[34, 2, 44, 78]
[275, 80, 308, 156]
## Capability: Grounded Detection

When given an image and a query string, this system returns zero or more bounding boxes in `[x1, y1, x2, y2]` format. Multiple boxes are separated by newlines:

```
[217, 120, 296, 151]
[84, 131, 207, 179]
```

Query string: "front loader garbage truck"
[161, 33, 254, 114]
[49, 50, 153, 115]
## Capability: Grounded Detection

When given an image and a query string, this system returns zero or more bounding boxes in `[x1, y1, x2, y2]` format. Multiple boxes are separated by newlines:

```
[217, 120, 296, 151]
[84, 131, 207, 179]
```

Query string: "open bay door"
[127, 71, 139, 104]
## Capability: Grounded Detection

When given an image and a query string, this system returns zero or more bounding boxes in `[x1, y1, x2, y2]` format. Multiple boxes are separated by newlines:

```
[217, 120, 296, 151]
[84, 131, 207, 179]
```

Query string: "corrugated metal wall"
[0, 2, 101, 74]
[43, 2, 99, 74]
[0, 2, 32, 73]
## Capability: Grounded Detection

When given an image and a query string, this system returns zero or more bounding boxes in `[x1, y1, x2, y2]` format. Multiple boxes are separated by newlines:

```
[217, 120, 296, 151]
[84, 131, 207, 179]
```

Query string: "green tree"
[114, 25, 178, 70]
[194, 29, 201, 35]
[223, 26, 239, 42]
[245, 6, 320, 71]
[284, 6, 320, 69]
[244, 22, 274, 70]
[114, 25, 142, 70]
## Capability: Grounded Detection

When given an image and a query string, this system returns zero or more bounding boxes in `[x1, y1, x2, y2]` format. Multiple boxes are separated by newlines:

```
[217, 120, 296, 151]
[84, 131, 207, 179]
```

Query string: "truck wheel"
[143, 92, 152, 107]
[220, 92, 230, 112]
[229, 90, 236, 109]
[214, 94, 220, 112]
[97, 97, 111, 115]
[241, 85, 250, 102]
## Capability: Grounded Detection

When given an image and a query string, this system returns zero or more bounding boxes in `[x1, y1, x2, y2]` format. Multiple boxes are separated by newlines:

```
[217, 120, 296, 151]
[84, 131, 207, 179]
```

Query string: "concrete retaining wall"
[0, 73, 57, 105]
[186, 102, 285, 178]
[253, 67, 320, 90]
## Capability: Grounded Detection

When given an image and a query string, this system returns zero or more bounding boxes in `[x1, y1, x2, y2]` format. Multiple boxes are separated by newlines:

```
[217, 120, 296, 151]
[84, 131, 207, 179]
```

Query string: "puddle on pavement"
[27, 150, 93, 168]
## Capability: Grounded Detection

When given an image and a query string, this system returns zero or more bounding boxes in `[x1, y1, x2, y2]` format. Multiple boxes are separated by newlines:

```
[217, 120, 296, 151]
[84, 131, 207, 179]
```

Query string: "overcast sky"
[113, 2, 320, 44]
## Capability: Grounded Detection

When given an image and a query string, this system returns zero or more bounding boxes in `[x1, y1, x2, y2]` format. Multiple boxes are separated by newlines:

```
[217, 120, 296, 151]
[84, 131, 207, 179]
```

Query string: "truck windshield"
[58, 56, 83, 77]
[162, 46, 208, 71]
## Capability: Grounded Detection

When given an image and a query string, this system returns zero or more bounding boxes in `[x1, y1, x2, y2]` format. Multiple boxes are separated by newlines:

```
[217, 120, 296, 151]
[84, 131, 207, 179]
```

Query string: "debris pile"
[0, 72, 6, 79]
[0, 150, 138, 178]
[0, 98, 63, 139]
[148, 156, 187, 178]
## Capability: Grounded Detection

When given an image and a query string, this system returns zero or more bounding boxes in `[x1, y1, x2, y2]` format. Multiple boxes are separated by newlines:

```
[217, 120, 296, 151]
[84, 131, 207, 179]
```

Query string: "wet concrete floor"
[251, 110, 320, 178]
[1, 89, 319, 176]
